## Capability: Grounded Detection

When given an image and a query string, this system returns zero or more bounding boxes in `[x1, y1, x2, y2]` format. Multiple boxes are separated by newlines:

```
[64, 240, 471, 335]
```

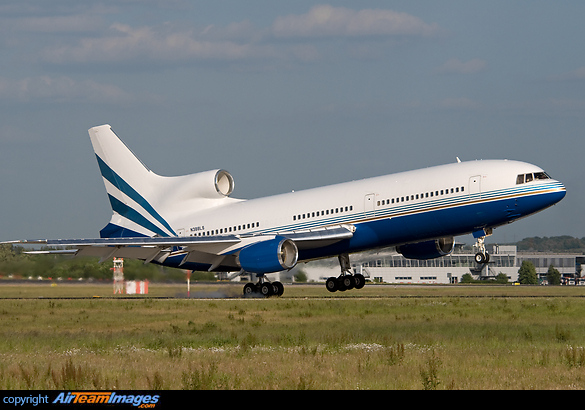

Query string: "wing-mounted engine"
[396, 237, 454, 260]
[236, 236, 298, 274]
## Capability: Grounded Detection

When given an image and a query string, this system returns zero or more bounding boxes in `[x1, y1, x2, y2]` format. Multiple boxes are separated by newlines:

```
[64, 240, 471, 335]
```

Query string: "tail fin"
[89, 124, 176, 238]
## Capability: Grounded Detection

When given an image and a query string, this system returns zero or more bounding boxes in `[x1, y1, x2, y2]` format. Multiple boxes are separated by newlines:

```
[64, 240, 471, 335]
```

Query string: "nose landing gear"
[473, 228, 493, 265]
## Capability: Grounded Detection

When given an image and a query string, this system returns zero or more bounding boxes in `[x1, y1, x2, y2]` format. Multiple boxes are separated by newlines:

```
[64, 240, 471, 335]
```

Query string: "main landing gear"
[326, 254, 366, 293]
[243, 274, 284, 298]
[473, 228, 493, 265]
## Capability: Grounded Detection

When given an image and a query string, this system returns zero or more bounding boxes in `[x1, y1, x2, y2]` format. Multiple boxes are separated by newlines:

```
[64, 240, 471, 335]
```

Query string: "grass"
[1, 282, 585, 389]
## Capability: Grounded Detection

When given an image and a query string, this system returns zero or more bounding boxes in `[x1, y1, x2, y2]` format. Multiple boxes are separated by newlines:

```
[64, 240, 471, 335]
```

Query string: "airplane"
[4, 124, 566, 296]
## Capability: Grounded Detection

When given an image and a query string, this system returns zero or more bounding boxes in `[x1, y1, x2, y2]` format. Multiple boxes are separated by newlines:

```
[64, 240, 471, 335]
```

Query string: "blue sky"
[1, 1, 583, 244]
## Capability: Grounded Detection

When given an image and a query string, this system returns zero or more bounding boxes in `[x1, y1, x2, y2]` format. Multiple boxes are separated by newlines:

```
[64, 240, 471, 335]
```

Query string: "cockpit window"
[534, 172, 550, 180]
[516, 172, 551, 184]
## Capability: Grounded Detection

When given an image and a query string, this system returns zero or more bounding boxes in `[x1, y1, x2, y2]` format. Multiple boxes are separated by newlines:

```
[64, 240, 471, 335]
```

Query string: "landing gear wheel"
[260, 282, 274, 297]
[354, 274, 365, 289]
[326, 277, 338, 293]
[341, 275, 355, 290]
[474, 253, 486, 264]
[243, 283, 256, 296]
[474, 252, 490, 264]
[272, 281, 284, 297]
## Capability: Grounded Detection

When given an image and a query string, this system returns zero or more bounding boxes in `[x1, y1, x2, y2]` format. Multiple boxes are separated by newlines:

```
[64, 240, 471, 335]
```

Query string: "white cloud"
[271, 5, 442, 38]
[436, 58, 487, 75]
[43, 23, 275, 64]
[0, 76, 133, 103]
[37, 5, 443, 67]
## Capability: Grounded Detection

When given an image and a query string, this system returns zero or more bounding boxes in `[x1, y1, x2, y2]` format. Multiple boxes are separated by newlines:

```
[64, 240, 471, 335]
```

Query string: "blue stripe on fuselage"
[298, 188, 566, 261]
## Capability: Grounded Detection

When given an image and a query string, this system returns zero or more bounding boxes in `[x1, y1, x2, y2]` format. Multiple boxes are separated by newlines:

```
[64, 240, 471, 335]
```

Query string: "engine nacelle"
[161, 168, 234, 202]
[396, 237, 455, 260]
[236, 237, 298, 274]
[186, 169, 234, 199]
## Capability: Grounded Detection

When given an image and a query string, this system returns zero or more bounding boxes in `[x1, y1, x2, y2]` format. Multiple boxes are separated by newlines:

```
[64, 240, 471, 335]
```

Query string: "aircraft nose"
[553, 180, 567, 203]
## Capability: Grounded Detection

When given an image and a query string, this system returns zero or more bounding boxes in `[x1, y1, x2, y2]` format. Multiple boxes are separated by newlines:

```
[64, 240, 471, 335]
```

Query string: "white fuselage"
[169, 159, 565, 266]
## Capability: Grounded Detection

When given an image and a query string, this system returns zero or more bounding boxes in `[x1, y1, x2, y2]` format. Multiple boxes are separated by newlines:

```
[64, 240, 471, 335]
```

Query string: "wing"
[3, 224, 355, 271]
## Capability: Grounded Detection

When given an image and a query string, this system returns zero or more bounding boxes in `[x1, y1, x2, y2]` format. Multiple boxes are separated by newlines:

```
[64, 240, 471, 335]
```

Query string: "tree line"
[461, 261, 561, 285]
[513, 236, 585, 252]
[0, 244, 214, 282]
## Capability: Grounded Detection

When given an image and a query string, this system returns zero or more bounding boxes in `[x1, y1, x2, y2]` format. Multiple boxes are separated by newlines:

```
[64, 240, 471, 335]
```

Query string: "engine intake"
[237, 237, 298, 274]
[396, 237, 454, 260]
[214, 170, 234, 197]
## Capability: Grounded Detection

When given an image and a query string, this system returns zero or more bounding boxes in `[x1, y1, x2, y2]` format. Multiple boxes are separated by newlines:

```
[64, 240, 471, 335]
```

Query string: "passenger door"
[364, 194, 376, 214]
[469, 175, 481, 198]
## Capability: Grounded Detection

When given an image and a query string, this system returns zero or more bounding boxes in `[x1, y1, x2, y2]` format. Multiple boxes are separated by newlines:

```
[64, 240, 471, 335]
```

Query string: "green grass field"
[2, 282, 585, 389]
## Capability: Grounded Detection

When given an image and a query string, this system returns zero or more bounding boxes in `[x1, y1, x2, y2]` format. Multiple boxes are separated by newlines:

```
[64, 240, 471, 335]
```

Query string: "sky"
[1, 0, 584, 245]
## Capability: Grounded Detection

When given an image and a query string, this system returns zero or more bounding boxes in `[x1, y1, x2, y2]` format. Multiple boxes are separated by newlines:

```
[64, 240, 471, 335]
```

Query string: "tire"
[341, 275, 355, 290]
[337, 277, 347, 292]
[354, 274, 366, 289]
[326, 277, 338, 293]
[272, 281, 284, 297]
[474, 253, 486, 264]
[243, 283, 256, 296]
[260, 283, 273, 297]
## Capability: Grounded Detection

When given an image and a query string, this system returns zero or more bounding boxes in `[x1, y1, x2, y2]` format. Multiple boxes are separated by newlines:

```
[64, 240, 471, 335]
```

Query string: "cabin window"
[525, 173, 534, 183]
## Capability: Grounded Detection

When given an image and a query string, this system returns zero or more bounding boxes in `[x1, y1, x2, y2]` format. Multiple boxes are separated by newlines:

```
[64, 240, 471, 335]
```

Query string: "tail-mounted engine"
[180, 169, 234, 199]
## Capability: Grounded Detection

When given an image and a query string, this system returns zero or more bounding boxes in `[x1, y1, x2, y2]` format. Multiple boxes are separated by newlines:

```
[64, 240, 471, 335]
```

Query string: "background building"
[288, 244, 585, 285]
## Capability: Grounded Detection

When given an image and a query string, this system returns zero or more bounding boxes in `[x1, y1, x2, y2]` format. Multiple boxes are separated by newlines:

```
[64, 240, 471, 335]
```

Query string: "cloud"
[0, 76, 134, 103]
[271, 5, 442, 39]
[548, 66, 585, 82]
[43, 22, 276, 64]
[435, 58, 487, 75]
[38, 5, 443, 67]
